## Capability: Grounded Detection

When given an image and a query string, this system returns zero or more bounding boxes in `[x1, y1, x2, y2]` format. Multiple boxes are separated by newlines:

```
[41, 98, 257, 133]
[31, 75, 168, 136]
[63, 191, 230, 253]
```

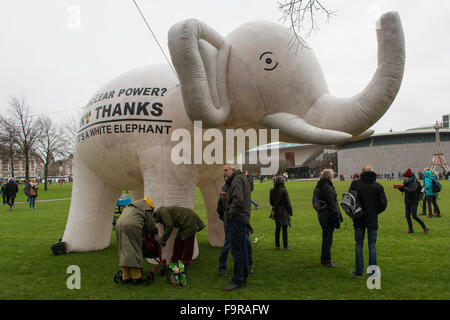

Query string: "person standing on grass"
[270, 176, 293, 251]
[423, 170, 441, 218]
[28, 180, 38, 210]
[395, 169, 429, 234]
[24, 180, 31, 204]
[244, 170, 259, 210]
[313, 169, 342, 267]
[1, 180, 7, 205]
[348, 165, 387, 278]
[5, 178, 18, 212]
[222, 164, 252, 291]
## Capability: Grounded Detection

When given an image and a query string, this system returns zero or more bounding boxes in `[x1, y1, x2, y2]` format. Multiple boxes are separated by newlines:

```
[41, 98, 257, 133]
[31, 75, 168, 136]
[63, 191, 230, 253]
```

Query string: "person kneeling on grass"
[115, 197, 158, 285]
[153, 206, 205, 269]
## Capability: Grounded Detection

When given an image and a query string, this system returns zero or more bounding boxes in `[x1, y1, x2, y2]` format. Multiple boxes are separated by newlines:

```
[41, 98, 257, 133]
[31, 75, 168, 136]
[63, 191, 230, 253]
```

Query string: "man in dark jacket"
[395, 168, 429, 234]
[222, 165, 252, 291]
[313, 169, 342, 268]
[244, 171, 259, 209]
[154, 205, 205, 267]
[5, 178, 19, 212]
[348, 165, 387, 277]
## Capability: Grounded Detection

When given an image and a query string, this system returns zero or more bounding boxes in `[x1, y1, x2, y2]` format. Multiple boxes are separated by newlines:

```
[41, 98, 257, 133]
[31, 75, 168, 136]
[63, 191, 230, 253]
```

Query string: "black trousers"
[321, 224, 335, 265]
[275, 222, 288, 248]
[6, 196, 15, 208]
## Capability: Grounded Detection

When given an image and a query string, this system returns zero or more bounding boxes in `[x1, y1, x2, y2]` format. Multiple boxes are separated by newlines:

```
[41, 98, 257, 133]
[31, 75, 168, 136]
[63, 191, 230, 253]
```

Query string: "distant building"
[0, 150, 44, 179]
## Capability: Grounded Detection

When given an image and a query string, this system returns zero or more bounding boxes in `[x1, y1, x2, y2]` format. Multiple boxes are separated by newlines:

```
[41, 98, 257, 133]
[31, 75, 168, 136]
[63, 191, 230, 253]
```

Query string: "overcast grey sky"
[1, 0, 449, 134]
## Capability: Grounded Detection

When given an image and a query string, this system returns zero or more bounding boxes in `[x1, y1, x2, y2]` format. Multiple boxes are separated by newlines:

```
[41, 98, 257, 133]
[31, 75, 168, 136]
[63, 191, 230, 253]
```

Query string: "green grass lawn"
[0, 179, 449, 300]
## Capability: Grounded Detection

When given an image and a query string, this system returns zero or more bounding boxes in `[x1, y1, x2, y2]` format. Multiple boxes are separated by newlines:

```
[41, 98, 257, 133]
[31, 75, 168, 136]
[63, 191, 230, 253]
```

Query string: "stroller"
[113, 233, 168, 285]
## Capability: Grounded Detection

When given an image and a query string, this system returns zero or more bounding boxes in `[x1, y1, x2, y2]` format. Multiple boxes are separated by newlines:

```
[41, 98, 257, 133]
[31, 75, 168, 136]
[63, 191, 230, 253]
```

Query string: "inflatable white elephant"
[62, 12, 405, 259]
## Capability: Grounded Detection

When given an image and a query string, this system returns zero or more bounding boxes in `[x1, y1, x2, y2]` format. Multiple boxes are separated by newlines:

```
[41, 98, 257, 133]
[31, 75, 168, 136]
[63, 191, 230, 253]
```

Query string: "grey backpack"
[340, 190, 363, 221]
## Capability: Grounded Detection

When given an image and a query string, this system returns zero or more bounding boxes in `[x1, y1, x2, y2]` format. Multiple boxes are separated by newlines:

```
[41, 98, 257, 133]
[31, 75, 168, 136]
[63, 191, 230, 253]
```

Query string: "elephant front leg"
[198, 165, 226, 247]
[62, 157, 121, 252]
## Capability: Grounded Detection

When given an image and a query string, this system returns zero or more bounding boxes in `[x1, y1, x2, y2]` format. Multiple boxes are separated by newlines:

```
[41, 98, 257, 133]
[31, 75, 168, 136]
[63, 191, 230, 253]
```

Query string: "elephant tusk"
[260, 113, 352, 145]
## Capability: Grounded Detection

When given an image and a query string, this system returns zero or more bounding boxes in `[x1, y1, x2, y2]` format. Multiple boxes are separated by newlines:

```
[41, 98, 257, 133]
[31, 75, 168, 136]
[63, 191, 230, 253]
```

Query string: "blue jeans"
[405, 204, 425, 229]
[354, 227, 377, 276]
[219, 228, 253, 272]
[229, 219, 248, 286]
[29, 196, 36, 209]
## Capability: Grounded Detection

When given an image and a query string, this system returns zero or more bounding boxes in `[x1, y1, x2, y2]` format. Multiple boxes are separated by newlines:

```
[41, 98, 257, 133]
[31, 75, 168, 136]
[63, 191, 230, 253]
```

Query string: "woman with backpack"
[424, 170, 441, 218]
[270, 176, 293, 250]
[28, 180, 38, 210]
[395, 169, 429, 234]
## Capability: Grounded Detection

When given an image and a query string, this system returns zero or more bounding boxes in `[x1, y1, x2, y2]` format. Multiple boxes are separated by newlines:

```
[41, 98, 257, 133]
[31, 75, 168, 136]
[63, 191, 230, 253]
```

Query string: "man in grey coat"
[222, 164, 252, 291]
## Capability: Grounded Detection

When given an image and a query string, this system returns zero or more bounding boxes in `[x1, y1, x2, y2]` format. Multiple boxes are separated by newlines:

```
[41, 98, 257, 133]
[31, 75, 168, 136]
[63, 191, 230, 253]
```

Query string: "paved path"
[5, 198, 72, 205]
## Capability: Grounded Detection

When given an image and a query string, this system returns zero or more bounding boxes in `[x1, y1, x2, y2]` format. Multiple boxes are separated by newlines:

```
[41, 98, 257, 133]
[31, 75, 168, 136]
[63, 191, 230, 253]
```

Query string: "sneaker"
[219, 270, 228, 278]
[275, 247, 281, 250]
[221, 282, 245, 291]
[433, 213, 441, 217]
[283, 247, 291, 251]
[404, 229, 414, 234]
[351, 271, 363, 278]
[248, 268, 253, 274]
[323, 262, 339, 268]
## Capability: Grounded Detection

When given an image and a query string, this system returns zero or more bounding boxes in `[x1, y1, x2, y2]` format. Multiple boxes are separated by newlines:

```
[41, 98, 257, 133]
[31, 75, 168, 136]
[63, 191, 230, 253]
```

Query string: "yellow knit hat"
[143, 197, 155, 209]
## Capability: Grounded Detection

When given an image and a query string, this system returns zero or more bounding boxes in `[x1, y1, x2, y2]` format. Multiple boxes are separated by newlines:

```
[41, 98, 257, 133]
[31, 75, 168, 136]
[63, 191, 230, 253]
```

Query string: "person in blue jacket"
[423, 170, 441, 218]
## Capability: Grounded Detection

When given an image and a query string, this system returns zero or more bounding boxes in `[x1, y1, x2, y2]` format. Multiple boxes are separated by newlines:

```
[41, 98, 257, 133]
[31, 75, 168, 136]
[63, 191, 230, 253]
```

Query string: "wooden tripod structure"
[430, 121, 450, 172]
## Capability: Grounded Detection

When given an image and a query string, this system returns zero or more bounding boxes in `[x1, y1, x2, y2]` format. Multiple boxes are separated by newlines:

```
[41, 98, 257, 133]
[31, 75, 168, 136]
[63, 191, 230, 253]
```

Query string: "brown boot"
[423, 226, 430, 234]
[404, 228, 414, 234]
[433, 213, 441, 217]
[427, 215, 433, 218]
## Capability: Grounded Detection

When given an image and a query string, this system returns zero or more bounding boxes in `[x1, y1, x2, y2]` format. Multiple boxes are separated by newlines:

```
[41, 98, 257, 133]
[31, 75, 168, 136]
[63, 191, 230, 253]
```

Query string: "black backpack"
[340, 190, 363, 221]
[430, 175, 442, 193]
[416, 181, 424, 201]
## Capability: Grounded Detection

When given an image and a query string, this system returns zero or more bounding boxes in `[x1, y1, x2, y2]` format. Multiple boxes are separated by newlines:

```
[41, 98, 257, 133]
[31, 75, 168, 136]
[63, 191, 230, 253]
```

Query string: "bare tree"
[6, 97, 42, 181]
[0, 116, 19, 178]
[34, 117, 70, 191]
[63, 113, 80, 157]
[278, 0, 335, 48]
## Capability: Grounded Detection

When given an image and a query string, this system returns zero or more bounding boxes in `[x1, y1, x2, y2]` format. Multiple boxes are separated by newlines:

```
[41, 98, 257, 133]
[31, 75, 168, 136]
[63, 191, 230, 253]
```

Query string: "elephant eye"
[259, 51, 278, 71]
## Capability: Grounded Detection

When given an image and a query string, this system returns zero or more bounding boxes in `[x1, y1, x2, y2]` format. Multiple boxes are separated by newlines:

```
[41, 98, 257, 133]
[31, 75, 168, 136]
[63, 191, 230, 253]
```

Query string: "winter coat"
[225, 169, 251, 226]
[424, 171, 437, 196]
[246, 174, 254, 192]
[0, 184, 6, 196]
[115, 200, 157, 268]
[5, 180, 18, 198]
[217, 179, 231, 231]
[315, 178, 342, 228]
[155, 206, 205, 243]
[270, 184, 293, 226]
[398, 176, 421, 205]
[349, 171, 387, 229]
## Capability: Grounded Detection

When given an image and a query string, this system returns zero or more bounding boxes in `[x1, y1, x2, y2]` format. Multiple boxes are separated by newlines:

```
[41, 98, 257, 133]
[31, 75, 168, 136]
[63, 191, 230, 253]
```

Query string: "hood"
[424, 170, 431, 178]
[360, 171, 377, 183]
[131, 199, 153, 212]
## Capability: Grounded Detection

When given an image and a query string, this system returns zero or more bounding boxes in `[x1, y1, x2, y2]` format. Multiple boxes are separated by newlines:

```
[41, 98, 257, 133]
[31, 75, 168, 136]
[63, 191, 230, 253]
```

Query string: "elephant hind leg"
[62, 157, 121, 252]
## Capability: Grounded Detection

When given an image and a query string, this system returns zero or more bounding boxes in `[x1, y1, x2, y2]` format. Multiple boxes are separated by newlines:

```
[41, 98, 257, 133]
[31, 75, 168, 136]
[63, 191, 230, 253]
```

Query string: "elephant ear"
[168, 19, 231, 127]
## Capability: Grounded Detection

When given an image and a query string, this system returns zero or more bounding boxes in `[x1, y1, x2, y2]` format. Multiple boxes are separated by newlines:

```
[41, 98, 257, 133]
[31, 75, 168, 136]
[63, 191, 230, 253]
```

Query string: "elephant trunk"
[304, 11, 405, 136]
[168, 19, 231, 127]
